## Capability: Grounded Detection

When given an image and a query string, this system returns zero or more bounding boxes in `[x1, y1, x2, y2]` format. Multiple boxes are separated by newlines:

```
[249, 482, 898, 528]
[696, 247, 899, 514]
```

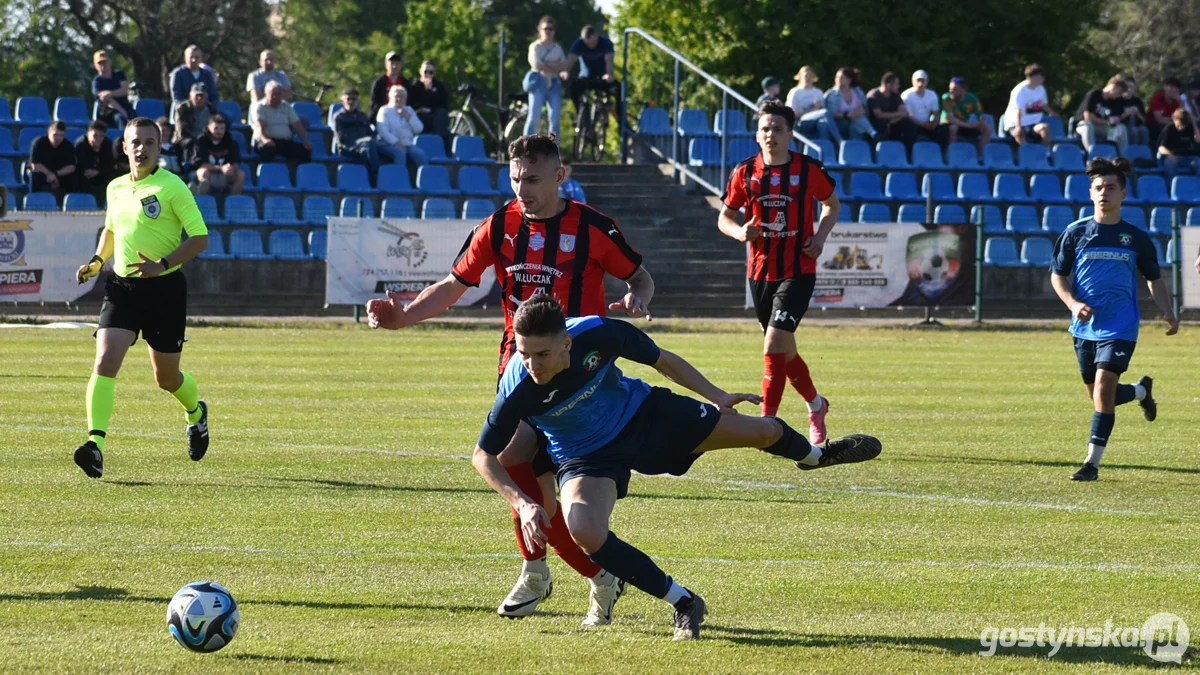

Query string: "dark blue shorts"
[1074, 337, 1137, 383]
[555, 387, 721, 499]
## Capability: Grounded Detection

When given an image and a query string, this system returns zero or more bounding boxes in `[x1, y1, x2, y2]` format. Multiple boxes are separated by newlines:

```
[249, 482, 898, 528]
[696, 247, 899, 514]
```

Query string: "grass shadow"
[899, 453, 1200, 476]
[275, 477, 494, 495]
[228, 654, 338, 664]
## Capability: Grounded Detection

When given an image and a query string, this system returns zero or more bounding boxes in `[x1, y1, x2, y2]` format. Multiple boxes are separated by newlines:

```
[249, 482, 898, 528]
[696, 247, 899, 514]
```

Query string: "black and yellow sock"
[170, 371, 203, 424]
[86, 373, 116, 451]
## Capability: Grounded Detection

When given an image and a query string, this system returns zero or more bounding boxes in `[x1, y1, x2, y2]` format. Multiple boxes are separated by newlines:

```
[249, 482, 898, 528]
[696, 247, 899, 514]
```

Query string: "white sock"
[663, 577, 691, 606]
[805, 393, 824, 413]
[1085, 443, 1106, 467]
[522, 557, 550, 577]
[1134, 384, 1147, 401]
[798, 445, 823, 466]
[590, 569, 616, 588]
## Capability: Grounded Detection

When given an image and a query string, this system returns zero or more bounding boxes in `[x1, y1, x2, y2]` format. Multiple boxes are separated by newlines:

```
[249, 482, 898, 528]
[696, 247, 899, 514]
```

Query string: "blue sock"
[588, 532, 670, 599]
[1114, 384, 1136, 406]
[1090, 412, 1115, 447]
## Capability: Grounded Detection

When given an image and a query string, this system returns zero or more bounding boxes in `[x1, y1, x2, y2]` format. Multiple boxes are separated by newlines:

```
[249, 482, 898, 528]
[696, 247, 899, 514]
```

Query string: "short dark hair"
[881, 72, 899, 87]
[757, 99, 796, 130]
[49, 120, 66, 132]
[87, 120, 108, 133]
[539, 14, 555, 28]
[1086, 157, 1132, 189]
[1025, 64, 1044, 79]
[581, 24, 597, 38]
[513, 294, 566, 337]
[129, 116, 163, 140]
[1164, 77, 1183, 89]
[209, 113, 228, 126]
[508, 133, 561, 165]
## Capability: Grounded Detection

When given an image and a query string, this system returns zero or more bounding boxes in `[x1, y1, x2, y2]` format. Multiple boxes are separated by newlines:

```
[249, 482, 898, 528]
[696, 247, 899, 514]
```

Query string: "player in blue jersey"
[470, 294, 881, 639]
[1050, 158, 1178, 482]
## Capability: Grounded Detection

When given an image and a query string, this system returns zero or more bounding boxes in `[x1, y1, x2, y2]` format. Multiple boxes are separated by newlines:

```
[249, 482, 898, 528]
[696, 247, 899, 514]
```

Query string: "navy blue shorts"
[1074, 337, 1137, 383]
[555, 387, 721, 499]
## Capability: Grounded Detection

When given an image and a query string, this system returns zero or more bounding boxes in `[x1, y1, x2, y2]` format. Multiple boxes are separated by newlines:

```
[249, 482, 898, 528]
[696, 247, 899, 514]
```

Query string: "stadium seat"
[1135, 175, 1170, 205]
[0, 96, 14, 126]
[983, 236, 1021, 266]
[241, 162, 261, 191]
[1124, 144, 1154, 163]
[829, 171, 849, 200]
[686, 138, 719, 166]
[836, 206, 852, 222]
[1052, 144, 1086, 172]
[340, 196, 374, 217]
[231, 134, 256, 162]
[676, 109, 715, 137]
[62, 192, 97, 211]
[496, 166, 516, 198]
[1154, 239, 1169, 266]
[0, 159, 22, 188]
[993, 173, 1033, 203]
[263, 196, 301, 225]
[1064, 174, 1091, 203]
[382, 197, 416, 218]
[1018, 144, 1054, 173]
[858, 203, 891, 223]
[197, 231, 234, 260]
[217, 101, 247, 129]
[17, 127, 42, 156]
[422, 197, 456, 219]
[416, 134, 453, 164]
[336, 164, 377, 194]
[377, 164, 418, 195]
[972, 205, 1004, 234]
[14, 97, 51, 125]
[982, 143, 1016, 170]
[302, 196, 336, 226]
[292, 102, 327, 131]
[1042, 205, 1075, 234]
[849, 172, 885, 201]
[305, 135, 335, 162]
[1150, 207, 1176, 234]
[22, 192, 57, 210]
[805, 139, 840, 168]
[922, 172, 960, 203]
[1020, 237, 1054, 266]
[885, 172, 920, 201]
[1078, 205, 1094, 220]
[1005, 205, 1042, 233]
[956, 173, 993, 202]
[65, 127, 86, 144]
[326, 102, 343, 128]
[911, 141, 945, 170]
[1121, 206, 1147, 230]
[0, 132, 18, 158]
[257, 163, 298, 193]
[53, 97, 90, 126]
[1046, 116, 1069, 142]
[193, 194, 222, 225]
[457, 165, 501, 197]
[223, 195, 265, 225]
[1029, 174, 1068, 204]
[838, 140, 873, 169]
[268, 230, 309, 260]
[1188, 207, 1200, 226]
[728, 138, 758, 163]
[229, 229, 272, 260]
[452, 135, 491, 164]
[638, 107, 672, 135]
[462, 198, 496, 220]
[713, 109, 753, 137]
[875, 141, 908, 168]
[133, 99, 166, 120]
[308, 230, 327, 260]
[933, 204, 966, 224]
[1171, 176, 1200, 204]
[1087, 143, 1117, 161]
[290, 162, 334, 193]
[415, 165, 460, 195]
[897, 203, 926, 223]
[946, 142, 979, 169]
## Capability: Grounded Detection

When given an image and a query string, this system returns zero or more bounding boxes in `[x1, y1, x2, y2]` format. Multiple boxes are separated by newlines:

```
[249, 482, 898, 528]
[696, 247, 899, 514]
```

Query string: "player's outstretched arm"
[1050, 272, 1093, 322]
[608, 266, 654, 320]
[366, 274, 468, 330]
[472, 447, 550, 550]
[1146, 277, 1179, 335]
[76, 228, 115, 284]
[652, 348, 761, 414]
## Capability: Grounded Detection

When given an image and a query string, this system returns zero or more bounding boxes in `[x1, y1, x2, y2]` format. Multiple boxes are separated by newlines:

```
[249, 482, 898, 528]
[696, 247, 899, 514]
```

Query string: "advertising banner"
[0, 213, 103, 301]
[1182, 228, 1200, 310]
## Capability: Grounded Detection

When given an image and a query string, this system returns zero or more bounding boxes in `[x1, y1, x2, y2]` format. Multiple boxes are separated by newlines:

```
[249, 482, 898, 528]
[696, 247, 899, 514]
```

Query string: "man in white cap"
[901, 69, 942, 145]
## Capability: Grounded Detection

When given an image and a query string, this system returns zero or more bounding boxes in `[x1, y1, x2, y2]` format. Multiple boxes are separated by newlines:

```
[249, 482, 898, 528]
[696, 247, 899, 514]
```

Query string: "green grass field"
[1, 320, 1198, 673]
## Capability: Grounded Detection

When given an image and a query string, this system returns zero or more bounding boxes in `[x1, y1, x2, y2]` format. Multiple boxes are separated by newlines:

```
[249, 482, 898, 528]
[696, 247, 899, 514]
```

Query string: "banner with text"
[1183, 228, 1200, 310]
[324, 217, 496, 307]
[0, 213, 103, 301]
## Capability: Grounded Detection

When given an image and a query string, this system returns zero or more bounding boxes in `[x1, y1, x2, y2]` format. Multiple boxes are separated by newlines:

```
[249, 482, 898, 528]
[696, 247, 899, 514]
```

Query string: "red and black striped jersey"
[451, 199, 643, 372]
[722, 152, 835, 281]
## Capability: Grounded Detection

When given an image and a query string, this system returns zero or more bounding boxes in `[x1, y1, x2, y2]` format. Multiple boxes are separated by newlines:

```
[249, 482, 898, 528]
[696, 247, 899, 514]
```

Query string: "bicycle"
[573, 87, 612, 162]
[448, 84, 538, 159]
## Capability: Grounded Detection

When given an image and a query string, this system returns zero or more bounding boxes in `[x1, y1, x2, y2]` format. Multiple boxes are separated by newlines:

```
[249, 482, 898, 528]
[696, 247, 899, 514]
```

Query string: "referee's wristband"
[159, 257, 171, 269]
[89, 255, 104, 266]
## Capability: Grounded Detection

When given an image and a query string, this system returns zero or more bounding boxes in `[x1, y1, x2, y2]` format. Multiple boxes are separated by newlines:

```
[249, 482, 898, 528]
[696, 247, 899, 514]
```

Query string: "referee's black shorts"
[749, 274, 816, 333]
[97, 271, 188, 353]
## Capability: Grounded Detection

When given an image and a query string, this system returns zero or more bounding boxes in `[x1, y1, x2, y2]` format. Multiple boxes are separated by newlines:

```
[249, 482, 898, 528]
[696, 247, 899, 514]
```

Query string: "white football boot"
[581, 570, 626, 627]
[497, 570, 552, 618]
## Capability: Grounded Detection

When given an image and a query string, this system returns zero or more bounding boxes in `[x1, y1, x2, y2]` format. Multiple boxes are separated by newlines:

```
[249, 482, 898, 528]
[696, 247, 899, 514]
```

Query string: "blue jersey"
[478, 316, 661, 463]
[1051, 217, 1160, 342]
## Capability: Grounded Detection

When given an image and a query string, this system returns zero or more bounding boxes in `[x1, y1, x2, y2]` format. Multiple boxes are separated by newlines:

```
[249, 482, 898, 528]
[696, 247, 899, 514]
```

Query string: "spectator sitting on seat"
[1075, 75, 1130, 157]
[169, 45, 220, 107]
[1148, 77, 1184, 145]
[823, 67, 875, 142]
[409, 60, 452, 151]
[173, 83, 217, 150]
[525, 18, 567, 140]
[867, 71, 916, 147]
[370, 51, 410, 123]
[187, 113, 244, 195]
[1120, 74, 1150, 149]
[250, 80, 312, 163]
[30, 121, 78, 196]
[75, 120, 116, 204]
[247, 49, 292, 103]
[786, 66, 834, 141]
[376, 85, 428, 170]
[91, 50, 135, 128]
[901, 69, 942, 145]
[1003, 64, 1059, 147]
[1157, 109, 1200, 180]
[333, 87, 393, 179]
[758, 76, 783, 105]
[1183, 78, 1200, 140]
[558, 157, 586, 203]
[156, 117, 184, 174]
[940, 76, 992, 157]
[561, 25, 623, 127]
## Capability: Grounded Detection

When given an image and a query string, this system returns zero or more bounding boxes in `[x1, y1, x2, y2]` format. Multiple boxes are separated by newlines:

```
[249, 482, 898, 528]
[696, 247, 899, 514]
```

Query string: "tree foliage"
[1089, 0, 1200, 97]
[0, 0, 94, 103]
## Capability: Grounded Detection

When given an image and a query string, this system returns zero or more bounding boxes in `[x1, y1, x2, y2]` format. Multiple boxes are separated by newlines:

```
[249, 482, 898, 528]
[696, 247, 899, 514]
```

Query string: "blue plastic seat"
[288, 163, 331, 193]
[858, 203, 891, 223]
[1124, 144, 1154, 162]
[308, 230, 327, 260]
[1029, 174, 1068, 204]
[1149, 207, 1176, 234]
[133, 99, 166, 120]
[1020, 237, 1054, 266]
[956, 173, 993, 202]
[1087, 143, 1117, 161]
[686, 138, 719, 166]
[1046, 117, 1068, 141]
[1154, 239, 1168, 266]
[0, 159, 23, 188]
[933, 204, 966, 224]
[336, 163, 377, 194]
[1189, 208, 1200, 226]
[911, 142, 945, 169]
[17, 128, 42, 156]
[263, 196, 301, 225]
[638, 107, 672, 135]
[1136, 175, 1170, 205]
[1064, 174, 1091, 203]
[1042, 205, 1075, 234]
[53, 97, 90, 126]
[897, 203, 926, 223]
[15, 97, 51, 125]
[458, 165, 501, 197]
[1171, 176, 1200, 204]
[231, 135, 256, 162]
[198, 231, 234, 260]
[806, 139, 840, 167]
[946, 142, 979, 169]
[292, 102, 328, 130]
[973, 205, 1005, 234]
[1006, 205, 1042, 233]
[301, 196, 335, 226]
[257, 163, 298, 193]
[381, 197, 416, 218]
[849, 172, 885, 201]
[326, 102, 343, 128]
[1018, 144, 1054, 173]
[0, 96, 14, 125]
[874, 141, 908, 169]
[416, 165, 460, 195]
[228, 229, 272, 260]
[268, 230, 309, 260]
[452, 135, 491, 164]
[922, 172, 960, 203]
[677, 109, 715, 137]
[1077, 205, 1095, 220]
[217, 101, 247, 129]
[0, 133, 18, 158]
[496, 166, 516, 198]
[189, 194, 220, 225]
[377, 164, 418, 195]
[1052, 144, 1086, 173]
[462, 198, 496, 219]
[829, 171, 849, 200]
[416, 134, 453, 164]
[62, 192, 97, 211]
[223, 195, 265, 224]
[340, 196, 375, 217]
[421, 197, 456, 219]
[713, 109, 753, 137]
[983, 237, 1021, 266]
[22, 192, 57, 210]
[993, 173, 1033, 203]
[838, 140, 874, 169]
[65, 127, 86, 144]
[885, 172, 920, 201]
[1121, 206, 1147, 230]
[982, 143, 1016, 170]
[728, 138, 758, 163]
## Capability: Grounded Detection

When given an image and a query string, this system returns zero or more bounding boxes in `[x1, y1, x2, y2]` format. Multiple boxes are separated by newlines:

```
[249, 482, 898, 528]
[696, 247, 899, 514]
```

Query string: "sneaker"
[1137, 376, 1156, 422]
[581, 574, 626, 627]
[497, 571, 552, 619]
[808, 397, 830, 445]
[187, 401, 209, 461]
[672, 593, 707, 641]
[74, 440, 103, 479]
[1070, 463, 1099, 481]
[798, 433, 882, 471]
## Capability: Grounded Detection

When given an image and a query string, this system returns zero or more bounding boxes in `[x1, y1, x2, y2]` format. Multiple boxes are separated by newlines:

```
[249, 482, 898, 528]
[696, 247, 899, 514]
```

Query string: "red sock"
[785, 354, 818, 401]
[506, 463, 546, 560]
[546, 506, 602, 578]
[762, 353, 787, 416]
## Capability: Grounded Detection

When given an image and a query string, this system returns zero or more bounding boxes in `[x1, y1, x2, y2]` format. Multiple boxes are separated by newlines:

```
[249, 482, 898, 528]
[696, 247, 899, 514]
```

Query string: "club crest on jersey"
[140, 195, 161, 219]
[529, 232, 545, 251]
[1118, 234, 1132, 246]
[790, 175, 800, 186]
[583, 350, 602, 371]
[770, 173, 781, 186]
[559, 234, 576, 253]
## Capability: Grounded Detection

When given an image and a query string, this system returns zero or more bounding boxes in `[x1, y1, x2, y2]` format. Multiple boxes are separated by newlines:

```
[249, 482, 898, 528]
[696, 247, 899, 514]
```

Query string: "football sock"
[762, 353, 787, 416]
[506, 463, 547, 560]
[785, 354, 819, 403]
[590, 569, 618, 588]
[171, 372, 202, 424]
[1114, 383, 1145, 406]
[546, 503, 603, 578]
[805, 393, 825, 413]
[86, 373, 116, 452]
[760, 418, 820, 465]
[1086, 412, 1115, 466]
[588, 532, 672, 600]
[663, 577, 692, 607]
[522, 557, 550, 578]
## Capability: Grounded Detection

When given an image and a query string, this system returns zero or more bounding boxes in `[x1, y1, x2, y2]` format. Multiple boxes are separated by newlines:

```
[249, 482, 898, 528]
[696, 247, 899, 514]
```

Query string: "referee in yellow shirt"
[74, 117, 211, 478]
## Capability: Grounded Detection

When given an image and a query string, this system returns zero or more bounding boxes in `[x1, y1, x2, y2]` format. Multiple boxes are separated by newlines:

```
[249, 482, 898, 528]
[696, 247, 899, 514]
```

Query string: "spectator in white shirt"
[785, 66, 834, 141]
[1004, 64, 1059, 147]
[901, 69, 942, 145]
[375, 85, 428, 170]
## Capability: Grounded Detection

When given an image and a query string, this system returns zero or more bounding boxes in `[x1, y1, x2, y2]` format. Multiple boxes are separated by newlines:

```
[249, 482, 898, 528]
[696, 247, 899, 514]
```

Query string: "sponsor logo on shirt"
[548, 380, 601, 417]
[1082, 250, 1131, 261]
[505, 263, 563, 285]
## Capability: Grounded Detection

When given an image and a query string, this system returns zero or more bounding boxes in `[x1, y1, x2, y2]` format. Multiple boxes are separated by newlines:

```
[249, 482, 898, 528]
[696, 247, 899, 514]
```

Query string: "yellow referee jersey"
[105, 168, 208, 278]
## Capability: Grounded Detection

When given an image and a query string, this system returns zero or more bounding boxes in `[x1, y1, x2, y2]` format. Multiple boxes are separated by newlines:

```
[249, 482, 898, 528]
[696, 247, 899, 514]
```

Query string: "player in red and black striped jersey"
[718, 100, 841, 444]
[366, 134, 654, 626]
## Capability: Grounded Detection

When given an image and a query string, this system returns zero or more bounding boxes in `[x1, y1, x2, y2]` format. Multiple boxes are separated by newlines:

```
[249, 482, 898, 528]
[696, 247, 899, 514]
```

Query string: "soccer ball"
[166, 581, 240, 653]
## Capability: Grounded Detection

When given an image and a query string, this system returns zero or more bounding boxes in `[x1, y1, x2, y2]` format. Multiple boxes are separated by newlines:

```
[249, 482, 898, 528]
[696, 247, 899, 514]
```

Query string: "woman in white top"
[785, 66, 834, 141]
[376, 84, 428, 168]
[524, 15, 567, 137]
